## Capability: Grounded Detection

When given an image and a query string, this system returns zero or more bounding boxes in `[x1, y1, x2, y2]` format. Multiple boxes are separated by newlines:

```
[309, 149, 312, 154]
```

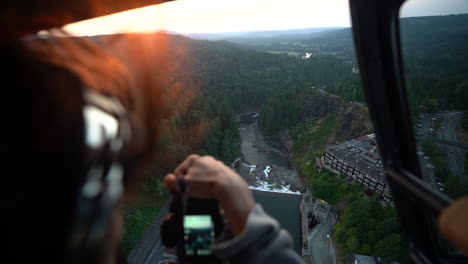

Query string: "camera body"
[179, 198, 223, 262]
[161, 178, 224, 263]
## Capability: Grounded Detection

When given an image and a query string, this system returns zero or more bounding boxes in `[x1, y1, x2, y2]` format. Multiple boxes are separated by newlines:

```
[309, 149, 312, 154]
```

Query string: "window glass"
[51, 0, 411, 263]
[399, 0, 468, 256]
[399, 0, 468, 200]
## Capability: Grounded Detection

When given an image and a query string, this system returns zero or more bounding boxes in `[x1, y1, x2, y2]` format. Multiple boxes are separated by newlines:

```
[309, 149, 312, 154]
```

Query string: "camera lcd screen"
[183, 215, 215, 256]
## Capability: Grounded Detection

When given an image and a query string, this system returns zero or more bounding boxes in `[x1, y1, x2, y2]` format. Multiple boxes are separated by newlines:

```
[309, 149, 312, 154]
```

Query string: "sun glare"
[63, 0, 351, 36]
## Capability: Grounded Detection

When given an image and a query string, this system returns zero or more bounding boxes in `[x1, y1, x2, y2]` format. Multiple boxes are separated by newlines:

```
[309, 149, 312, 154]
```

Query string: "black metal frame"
[9, 0, 466, 262]
[349, 0, 466, 263]
[1, 1, 175, 33]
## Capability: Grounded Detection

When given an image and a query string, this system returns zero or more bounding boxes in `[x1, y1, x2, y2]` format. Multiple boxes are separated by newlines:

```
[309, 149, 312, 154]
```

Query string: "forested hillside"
[100, 13, 468, 256]
[400, 14, 468, 112]
[98, 33, 355, 163]
[98, 33, 355, 253]
[97, 14, 468, 170]
[319, 14, 468, 112]
[220, 14, 468, 113]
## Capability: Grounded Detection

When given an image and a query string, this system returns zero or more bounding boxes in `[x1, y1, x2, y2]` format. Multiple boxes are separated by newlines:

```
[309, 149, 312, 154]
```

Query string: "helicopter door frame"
[348, 0, 467, 263]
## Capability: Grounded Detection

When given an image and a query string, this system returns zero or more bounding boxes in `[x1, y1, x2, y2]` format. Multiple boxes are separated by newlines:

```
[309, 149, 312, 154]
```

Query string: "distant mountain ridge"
[182, 27, 345, 41]
[192, 13, 468, 58]
[198, 13, 468, 111]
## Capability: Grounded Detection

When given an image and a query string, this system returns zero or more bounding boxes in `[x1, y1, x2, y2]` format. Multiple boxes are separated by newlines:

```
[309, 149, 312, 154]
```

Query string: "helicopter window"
[398, 0, 468, 258]
[21, 0, 467, 263]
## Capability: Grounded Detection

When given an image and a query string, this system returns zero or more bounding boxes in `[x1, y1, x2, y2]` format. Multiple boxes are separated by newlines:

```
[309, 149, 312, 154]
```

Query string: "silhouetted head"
[1, 32, 178, 263]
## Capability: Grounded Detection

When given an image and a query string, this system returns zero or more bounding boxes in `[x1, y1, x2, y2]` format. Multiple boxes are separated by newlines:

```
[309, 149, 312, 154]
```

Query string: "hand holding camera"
[162, 155, 256, 262]
[164, 155, 255, 236]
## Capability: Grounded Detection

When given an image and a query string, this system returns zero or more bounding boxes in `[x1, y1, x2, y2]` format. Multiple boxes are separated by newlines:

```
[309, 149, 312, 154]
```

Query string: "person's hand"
[164, 154, 255, 236]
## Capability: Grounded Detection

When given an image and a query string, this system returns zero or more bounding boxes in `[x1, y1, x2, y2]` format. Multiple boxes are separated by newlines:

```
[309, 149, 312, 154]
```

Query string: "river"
[236, 114, 303, 254]
[236, 118, 302, 193]
[130, 113, 306, 263]
[240, 120, 289, 167]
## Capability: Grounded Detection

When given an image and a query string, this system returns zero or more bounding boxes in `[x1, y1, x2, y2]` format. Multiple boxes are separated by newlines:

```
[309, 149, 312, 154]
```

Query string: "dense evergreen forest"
[326, 14, 468, 113]
[106, 13, 468, 169]
[110, 13, 467, 258]
[108, 33, 355, 253]
[222, 14, 468, 114]
[400, 14, 468, 112]
[291, 115, 407, 263]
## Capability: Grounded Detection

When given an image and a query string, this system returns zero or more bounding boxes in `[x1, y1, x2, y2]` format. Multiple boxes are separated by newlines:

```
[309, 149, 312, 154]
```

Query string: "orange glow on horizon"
[60, 0, 468, 36]
[63, 0, 352, 36]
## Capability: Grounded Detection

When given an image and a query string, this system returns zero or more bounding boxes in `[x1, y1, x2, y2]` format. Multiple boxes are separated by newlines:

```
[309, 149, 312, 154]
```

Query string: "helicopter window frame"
[348, 0, 467, 263]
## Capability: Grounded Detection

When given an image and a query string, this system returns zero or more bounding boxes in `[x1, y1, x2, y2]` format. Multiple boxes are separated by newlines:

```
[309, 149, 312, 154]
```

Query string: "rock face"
[236, 91, 371, 193]
[298, 91, 371, 143]
[334, 102, 372, 143]
[280, 91, 371, 153]
[298, 91, 344, 119]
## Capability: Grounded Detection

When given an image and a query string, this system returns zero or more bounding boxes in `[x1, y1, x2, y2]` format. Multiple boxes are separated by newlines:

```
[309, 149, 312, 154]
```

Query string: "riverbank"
[236, 115, 303, 193]
[237, 114, 307, 255]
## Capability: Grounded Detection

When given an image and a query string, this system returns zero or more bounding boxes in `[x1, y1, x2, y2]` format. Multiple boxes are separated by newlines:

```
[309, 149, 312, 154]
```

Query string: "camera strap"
[177, 175, 189, 215]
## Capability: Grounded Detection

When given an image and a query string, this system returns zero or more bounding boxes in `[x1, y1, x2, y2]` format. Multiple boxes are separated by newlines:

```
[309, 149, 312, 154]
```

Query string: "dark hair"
[2, 31, 185, 263]
[3, 40, 86, 263]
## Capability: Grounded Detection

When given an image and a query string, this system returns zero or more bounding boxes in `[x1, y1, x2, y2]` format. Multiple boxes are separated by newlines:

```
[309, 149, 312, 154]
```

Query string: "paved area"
[308, 200, 336, 264]
[417, 113, 438, 187]
[437, 112, 465, 179]
[417, 112, 465, 186]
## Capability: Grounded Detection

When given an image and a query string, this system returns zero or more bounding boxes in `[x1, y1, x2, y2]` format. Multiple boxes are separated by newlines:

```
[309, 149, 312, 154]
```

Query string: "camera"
[181, 198, 223, 261]
[161, 178, 224, 263]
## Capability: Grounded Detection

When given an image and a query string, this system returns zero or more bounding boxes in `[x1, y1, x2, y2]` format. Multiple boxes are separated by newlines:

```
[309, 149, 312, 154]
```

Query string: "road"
[416, 114, 438, 187]
[309, 202, 336, 264]
[437, 112, 465, 179]
[417, 112, 465, 184]
[417, 113, 432, 141]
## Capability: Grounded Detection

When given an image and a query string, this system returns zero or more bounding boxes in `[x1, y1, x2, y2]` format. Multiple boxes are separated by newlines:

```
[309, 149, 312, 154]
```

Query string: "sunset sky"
[63, 0, 468, 36]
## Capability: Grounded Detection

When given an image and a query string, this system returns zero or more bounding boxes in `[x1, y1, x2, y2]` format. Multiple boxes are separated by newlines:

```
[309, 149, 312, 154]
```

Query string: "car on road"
[449, 149, 454, 154]
[441, 126, 446, 130]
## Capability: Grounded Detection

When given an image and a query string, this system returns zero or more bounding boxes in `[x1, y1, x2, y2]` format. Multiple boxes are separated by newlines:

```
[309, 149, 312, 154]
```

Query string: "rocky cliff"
[270, 90, 372, 159]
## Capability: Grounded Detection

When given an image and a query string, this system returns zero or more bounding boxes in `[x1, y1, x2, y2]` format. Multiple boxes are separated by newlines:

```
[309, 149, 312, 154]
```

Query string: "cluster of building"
[320, 134, 394, 207]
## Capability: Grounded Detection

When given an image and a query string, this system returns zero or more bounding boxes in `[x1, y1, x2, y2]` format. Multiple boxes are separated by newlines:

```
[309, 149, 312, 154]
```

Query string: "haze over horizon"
[62, 0, 468, 36]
